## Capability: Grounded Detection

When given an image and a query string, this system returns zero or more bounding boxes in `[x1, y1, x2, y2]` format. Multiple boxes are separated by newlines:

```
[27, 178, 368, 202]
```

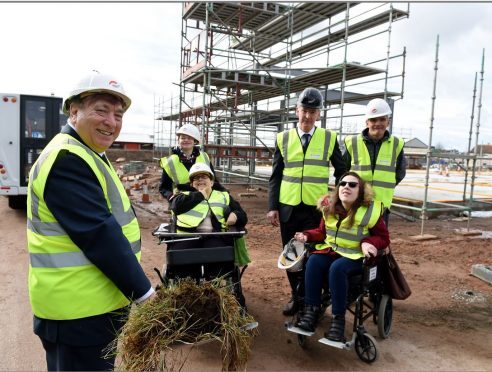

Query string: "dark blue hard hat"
[297, 87, 323, 109]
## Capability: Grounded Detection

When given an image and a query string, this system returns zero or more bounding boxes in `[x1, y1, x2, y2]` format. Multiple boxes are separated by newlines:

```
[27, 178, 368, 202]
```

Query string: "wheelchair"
[152, 222, 250, 312]
[285, 244, 393, 364]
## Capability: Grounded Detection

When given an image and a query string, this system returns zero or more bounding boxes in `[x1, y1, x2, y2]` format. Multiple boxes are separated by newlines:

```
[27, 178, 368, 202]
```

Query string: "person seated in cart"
[169, 163, 250, 304]
[293, 171, 390, 341]
[170, 162, 248, 246]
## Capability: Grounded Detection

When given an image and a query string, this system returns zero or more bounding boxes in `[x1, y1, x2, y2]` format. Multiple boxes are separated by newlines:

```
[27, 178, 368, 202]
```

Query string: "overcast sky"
[1, 2, 490, 152]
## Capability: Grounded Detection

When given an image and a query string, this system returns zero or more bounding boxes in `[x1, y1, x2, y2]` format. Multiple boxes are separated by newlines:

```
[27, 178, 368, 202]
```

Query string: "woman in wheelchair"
[293, 172, 389, 342]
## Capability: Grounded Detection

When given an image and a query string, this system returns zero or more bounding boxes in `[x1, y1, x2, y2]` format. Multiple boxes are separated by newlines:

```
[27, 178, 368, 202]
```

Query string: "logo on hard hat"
[108, 80, 120, 88]
[371, 108, 377, 113]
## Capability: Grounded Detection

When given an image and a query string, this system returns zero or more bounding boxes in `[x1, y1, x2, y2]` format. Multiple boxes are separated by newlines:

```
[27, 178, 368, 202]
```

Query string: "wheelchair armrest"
[362, 246, 389, 266]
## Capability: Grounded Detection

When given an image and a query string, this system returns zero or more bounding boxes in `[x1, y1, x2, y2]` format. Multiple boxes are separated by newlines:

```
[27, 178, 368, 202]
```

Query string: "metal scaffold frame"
[154, 2, 409, 186]
[391, 42, 488, 236]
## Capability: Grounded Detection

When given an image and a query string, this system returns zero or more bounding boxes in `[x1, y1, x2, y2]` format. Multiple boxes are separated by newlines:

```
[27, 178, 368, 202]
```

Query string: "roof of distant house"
[471, 144, 492, 154]
[115, 132, 154, 144]
[404, 137, 427, 148]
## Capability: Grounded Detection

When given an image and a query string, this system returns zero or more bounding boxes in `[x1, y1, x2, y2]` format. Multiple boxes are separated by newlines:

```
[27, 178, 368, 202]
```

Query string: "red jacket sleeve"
[361, 216, 390, 249]
[303, 217, 326, 242]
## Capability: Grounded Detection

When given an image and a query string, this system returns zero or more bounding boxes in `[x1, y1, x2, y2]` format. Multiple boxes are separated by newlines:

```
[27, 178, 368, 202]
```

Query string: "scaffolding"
[154, 2, 409, 184]
[390, 41, 490, 237]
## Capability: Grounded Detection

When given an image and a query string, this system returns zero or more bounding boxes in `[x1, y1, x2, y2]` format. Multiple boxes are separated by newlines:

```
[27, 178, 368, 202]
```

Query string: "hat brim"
[63, 89, 131, 115]
[189, 172, 213, 181]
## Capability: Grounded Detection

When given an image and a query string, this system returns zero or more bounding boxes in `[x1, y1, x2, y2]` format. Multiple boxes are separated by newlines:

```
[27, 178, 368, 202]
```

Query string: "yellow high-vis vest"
[27, 133, 141, 320]
[344, 134, 404, 208]
[160, 151, 211, 193]
[278, 128, 337, 206]
[315, 201, 383, 260]
[175, 190, 229, 231]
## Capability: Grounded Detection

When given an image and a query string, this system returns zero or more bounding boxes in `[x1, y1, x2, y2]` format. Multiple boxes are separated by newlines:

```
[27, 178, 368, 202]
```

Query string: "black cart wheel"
[297, 334, 307, 348]
[377, 294, 393, 339]
[355, 333, 378, 363]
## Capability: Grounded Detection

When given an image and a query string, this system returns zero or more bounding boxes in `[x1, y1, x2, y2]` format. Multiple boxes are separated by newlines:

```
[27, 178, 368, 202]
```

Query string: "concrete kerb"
[471, 264, 492, 285]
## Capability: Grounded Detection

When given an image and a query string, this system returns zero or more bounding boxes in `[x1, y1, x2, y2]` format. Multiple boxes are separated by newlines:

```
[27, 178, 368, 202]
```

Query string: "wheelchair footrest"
[167, 246, 234, 266]
[318, 337, 351, 350]
[285, 322, 315, 337]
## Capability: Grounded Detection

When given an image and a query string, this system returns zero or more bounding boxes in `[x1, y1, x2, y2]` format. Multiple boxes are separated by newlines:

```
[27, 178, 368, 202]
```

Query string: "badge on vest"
[378, 156, 391, 165]
[307, 146, 323, 159]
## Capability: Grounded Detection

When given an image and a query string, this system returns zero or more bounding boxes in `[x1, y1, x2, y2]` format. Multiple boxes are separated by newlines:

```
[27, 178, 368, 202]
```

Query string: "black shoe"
[297, 305, 320, 332]
[325, 315, 345, 342]
[282, 297, 300, 316]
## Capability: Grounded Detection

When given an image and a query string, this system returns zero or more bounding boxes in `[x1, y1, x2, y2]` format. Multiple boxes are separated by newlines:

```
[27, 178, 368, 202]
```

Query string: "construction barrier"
[141, 180, 151, 203]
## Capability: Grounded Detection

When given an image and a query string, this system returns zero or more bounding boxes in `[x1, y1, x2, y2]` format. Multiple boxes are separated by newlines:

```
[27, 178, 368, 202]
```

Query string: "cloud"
[391, 3, 491, 151]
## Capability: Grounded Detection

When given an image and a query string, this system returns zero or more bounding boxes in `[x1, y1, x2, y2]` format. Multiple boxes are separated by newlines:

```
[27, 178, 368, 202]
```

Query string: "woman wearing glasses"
[293, 171, 389, 342]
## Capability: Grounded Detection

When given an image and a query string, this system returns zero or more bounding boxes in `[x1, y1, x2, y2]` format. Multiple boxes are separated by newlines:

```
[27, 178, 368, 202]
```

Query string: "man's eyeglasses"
[191, 174, 210, 182]
[339, 181, 359, 188]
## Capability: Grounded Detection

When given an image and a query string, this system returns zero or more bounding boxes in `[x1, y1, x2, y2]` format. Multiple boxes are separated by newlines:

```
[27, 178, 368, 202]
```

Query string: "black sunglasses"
[339, 181, 359, 188]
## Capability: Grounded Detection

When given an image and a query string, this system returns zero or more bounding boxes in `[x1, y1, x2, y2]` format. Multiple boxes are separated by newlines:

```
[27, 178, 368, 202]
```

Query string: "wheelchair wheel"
[377, 294, 393, 339]
[355, 333, 378, 363]
[297, 334, 307, 348]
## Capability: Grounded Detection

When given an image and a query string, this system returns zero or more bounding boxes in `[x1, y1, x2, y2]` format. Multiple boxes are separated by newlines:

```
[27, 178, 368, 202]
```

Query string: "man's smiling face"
[70, 93, 124, 153]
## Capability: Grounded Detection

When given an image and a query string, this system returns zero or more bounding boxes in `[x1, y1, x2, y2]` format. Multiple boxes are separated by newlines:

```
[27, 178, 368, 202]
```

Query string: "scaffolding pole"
[420, 35, 439, 236]
[463, 72, 477, 202]
[466, 48, 485, 230]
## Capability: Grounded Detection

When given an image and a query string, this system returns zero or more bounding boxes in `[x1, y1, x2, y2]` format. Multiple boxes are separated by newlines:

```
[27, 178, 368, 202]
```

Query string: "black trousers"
[279, 203, 321, 294]
[383, 208, 390, 227]
[40, 337, 115, 371]
[34, 309, 128, 372]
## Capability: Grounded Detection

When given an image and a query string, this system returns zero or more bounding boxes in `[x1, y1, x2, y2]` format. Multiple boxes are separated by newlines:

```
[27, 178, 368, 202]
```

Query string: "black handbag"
[381, 248, 412, 300]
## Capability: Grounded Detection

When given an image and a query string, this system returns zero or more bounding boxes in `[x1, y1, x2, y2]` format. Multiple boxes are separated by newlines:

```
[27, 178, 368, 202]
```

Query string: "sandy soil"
[1, 180, 491, 371]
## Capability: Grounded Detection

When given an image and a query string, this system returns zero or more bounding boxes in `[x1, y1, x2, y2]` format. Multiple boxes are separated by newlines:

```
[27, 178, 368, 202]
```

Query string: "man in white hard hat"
[159, 123, 226, 201]
[267, 87, 346, 316]
[27, 71, 155, 371]
[343, 98, 406, 225]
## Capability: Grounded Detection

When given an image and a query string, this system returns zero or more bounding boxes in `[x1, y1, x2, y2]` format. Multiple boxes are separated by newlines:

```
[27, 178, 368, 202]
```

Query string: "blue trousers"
[304, 254, 363, 316]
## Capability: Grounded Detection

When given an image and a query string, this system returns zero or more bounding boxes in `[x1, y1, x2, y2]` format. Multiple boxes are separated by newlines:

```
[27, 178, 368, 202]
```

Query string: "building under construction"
[155, 2, 409, 183]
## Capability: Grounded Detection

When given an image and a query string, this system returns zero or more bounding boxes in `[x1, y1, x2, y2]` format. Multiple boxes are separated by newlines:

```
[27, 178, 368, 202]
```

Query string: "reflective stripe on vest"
[176, 190, 229, 231]
[27, 133, 141, 320]
[344, 134, 404, 208]
[315, 201, 382, 260]
[160, 151, 211, 193]
[278, 128, 337, 206]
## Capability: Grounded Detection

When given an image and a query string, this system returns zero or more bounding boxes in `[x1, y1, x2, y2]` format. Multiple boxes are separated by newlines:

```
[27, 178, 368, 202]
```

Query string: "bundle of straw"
[116, 278, 257, 371]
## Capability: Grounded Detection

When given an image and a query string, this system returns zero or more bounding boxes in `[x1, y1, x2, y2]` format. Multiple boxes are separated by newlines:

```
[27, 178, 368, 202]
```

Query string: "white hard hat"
[365, 98, 392, 119]
[277, 239, 306, 272]
[62, 71, 131, 115]
[189, 163, 214, 181]
[176, 124, 201, 143]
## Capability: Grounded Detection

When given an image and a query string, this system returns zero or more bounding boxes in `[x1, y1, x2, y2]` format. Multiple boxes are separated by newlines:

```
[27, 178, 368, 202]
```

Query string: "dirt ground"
[1, 180, 491, 371]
